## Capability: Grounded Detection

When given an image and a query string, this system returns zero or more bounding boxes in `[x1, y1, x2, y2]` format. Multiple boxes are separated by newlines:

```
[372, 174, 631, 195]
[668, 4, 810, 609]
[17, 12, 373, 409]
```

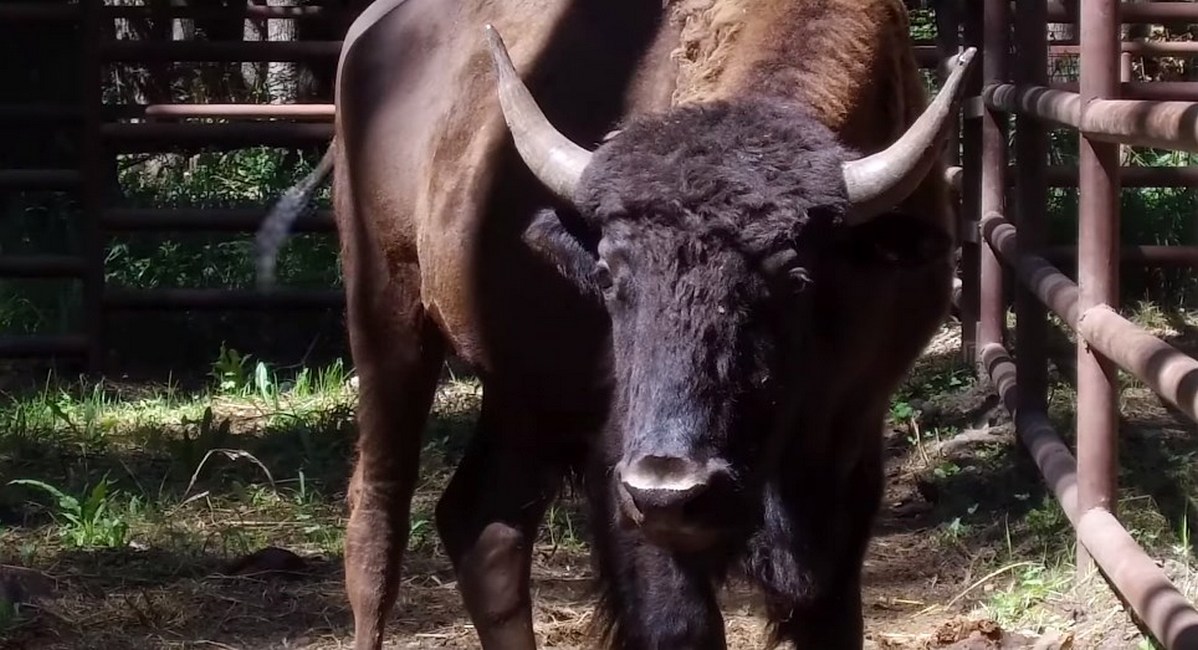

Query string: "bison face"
[521, 100, 952, 551]
[483, 25, 972, 550]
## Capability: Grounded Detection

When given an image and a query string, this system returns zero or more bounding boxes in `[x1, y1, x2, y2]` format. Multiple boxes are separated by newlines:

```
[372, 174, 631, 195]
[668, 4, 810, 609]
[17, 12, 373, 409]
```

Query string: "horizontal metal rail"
[0, 256, 86, 279]
[0, 104, 334, 122]
[983, 84, 1080, 128]
[0, 3, 77, 20]
[1083, 99, 1198, 153]
[101, 41, 343, 63]
[1054, 42, 1198, 57]
[0, 104, 84, 122]
[1043, 166, 1198, 188]
[104, 288, 344, 311]
[1046, 0, 1198, 23]
[1076, 508, 1198, 649]
[0, 335, 88, 358]
[1052, 82, 1198, 103]
[1078, 305, 1198, 427]
[101, 123, 333, 151]
[0, 169, 83, 190]
[1042, 245, 1198, 267]
[102, 208, 335, 233]
[103, 5, 334, 19]
[984, 83, 1198, 154]
[976, 246, 1198, 650]
[122, 104, 335, 120]
[0, 3, 340, 20]
[979, 212, 1079, 326]
[978, 342, 1079, 524]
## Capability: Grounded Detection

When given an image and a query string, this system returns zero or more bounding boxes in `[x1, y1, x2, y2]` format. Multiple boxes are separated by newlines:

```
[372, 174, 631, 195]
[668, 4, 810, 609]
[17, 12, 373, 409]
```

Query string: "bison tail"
[254, 141, 336, 290]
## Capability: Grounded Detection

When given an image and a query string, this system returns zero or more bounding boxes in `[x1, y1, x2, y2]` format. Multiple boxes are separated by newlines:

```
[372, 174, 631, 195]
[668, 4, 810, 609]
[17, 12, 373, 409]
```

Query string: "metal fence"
[7, 2, 1198, 643]
[0, 1, 351, 371]
[0, 2, 966, 374]
[950, 0, 1198, 646]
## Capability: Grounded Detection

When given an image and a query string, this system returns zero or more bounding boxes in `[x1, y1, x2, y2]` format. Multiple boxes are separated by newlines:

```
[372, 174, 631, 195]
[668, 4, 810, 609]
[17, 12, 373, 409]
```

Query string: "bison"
[256, 1, 976, 648]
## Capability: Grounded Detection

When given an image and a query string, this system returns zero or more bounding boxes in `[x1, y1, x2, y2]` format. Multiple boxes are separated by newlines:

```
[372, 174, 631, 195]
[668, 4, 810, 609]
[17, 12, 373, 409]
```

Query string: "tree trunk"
[266, 0, 299, 104]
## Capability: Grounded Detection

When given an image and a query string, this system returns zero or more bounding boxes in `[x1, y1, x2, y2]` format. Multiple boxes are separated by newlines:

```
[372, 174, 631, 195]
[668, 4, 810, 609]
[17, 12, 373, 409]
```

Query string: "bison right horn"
[484, 24, 594, 204]
[840, 47, 978, 224]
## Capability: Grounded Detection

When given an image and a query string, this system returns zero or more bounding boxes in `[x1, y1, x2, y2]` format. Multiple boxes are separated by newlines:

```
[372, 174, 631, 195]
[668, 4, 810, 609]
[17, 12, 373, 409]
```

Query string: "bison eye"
[594, 261, 614, 292]
[787, 267, 813, 292]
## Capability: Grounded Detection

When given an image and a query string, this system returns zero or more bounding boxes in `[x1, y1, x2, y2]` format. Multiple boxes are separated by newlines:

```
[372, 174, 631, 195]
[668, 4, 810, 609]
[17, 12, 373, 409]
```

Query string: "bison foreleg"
[435, 398, 570, 650]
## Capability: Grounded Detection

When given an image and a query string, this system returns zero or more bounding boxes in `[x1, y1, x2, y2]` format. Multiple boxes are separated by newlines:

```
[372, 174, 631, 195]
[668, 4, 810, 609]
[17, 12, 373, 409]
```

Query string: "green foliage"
[110, 147, 340, 293]
[7, 475, 132, 549]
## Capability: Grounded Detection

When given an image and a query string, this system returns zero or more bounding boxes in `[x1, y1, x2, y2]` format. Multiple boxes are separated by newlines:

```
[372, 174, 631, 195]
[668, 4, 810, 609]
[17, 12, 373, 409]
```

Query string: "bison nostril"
[617, 455, 729, 514]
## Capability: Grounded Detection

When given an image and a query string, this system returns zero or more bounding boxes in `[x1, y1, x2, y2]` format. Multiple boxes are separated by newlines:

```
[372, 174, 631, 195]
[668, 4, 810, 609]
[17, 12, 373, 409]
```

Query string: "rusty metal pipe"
[958, 3, 984, 364]
[0, 336, 88, 359]
[81, 0, 105, 372]
[102, 208, 336, 233]
[1078, 305, 1198, 427]
[1051, 81, 1198, 102]
[982, 334, 1198, 650]
[1081, 99, 1198, 154]
[1043, 166, 1198, 188]
[0, 169, 82, 190]
[1075, 508, 1198, 649]
[1014, 0, 1049, 419]
[986, 83, 1198, 156]
[1047, 0, 1198, 23]
[1054, 41, 1198, 56]
[980, 212, 1079, 327]
[978, 341, 1079, 524]
[0, 104, 84, 122]
[101, 41, 342, 63]
[136, 104, 335, 120]
[979, 0, 1009, 354]
[983, 84, 1081, 127]
[0, 4, 77, 19]
[102, 5, 332, 19]
[102, 123, 333, 151]
[1075, 0, 1121, 576]
[1042, 245, 1198, 267]
[0, 256, 87, 279]
[103, 288, 345, 311]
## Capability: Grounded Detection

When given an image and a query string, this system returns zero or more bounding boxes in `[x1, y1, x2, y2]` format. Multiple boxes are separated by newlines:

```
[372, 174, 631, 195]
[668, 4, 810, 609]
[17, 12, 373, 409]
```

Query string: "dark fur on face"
[522, 97, 951, 649]
[576, 97, 852, 258]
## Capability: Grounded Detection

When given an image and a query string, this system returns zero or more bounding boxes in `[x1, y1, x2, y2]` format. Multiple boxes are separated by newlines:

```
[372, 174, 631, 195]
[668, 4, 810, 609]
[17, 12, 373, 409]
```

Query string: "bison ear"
[841, 212, 954, 268]
[523, 208, 604, 299]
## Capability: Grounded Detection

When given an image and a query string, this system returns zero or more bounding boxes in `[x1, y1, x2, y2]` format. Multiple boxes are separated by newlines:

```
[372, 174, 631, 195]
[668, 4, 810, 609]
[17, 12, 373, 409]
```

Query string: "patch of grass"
[0, 346, 491, 648]
[978, 561, 1074, 632]
[6, 475, 134, 549]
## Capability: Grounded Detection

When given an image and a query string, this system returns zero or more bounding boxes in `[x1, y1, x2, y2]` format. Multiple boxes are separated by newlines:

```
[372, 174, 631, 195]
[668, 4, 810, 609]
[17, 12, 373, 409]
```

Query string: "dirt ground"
[3, 320, 1189, 649]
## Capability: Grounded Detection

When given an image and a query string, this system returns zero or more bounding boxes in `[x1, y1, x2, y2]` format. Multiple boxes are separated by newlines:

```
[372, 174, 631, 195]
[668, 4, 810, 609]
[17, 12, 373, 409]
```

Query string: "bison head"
[485, 26, 975, 551]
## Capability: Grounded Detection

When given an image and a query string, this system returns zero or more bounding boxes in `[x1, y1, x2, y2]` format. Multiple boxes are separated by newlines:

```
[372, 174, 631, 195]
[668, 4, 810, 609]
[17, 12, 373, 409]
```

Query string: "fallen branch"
[930, 426, 1011, 457]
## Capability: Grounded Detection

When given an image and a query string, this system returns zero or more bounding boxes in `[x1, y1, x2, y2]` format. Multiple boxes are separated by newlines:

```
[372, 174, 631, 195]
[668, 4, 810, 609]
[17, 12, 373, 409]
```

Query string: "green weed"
[7, 475, 132, 549]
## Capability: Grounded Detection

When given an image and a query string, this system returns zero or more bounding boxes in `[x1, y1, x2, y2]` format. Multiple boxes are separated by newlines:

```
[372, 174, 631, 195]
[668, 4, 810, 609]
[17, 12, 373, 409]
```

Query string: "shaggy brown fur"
[667, 0, 951, 238]
[256, 1, 955, 648]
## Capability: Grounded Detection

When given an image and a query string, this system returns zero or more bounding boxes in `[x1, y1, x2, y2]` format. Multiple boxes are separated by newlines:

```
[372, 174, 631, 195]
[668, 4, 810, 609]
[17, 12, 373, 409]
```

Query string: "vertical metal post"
[979, 0, 1009, 351]
[959, 1, 983, 364]
[1076, 0, 1121, 579]
[1014, 1, 1049, 418]
[81, 0, 105, 373]
[934, 0, 965, 359]
[935, 0, 962, 169]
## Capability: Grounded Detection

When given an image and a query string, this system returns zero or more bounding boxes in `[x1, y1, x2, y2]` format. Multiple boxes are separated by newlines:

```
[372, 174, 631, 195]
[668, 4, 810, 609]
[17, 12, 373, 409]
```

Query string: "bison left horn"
[840, 47, 977, 224]
[484, 24, 594, 203]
